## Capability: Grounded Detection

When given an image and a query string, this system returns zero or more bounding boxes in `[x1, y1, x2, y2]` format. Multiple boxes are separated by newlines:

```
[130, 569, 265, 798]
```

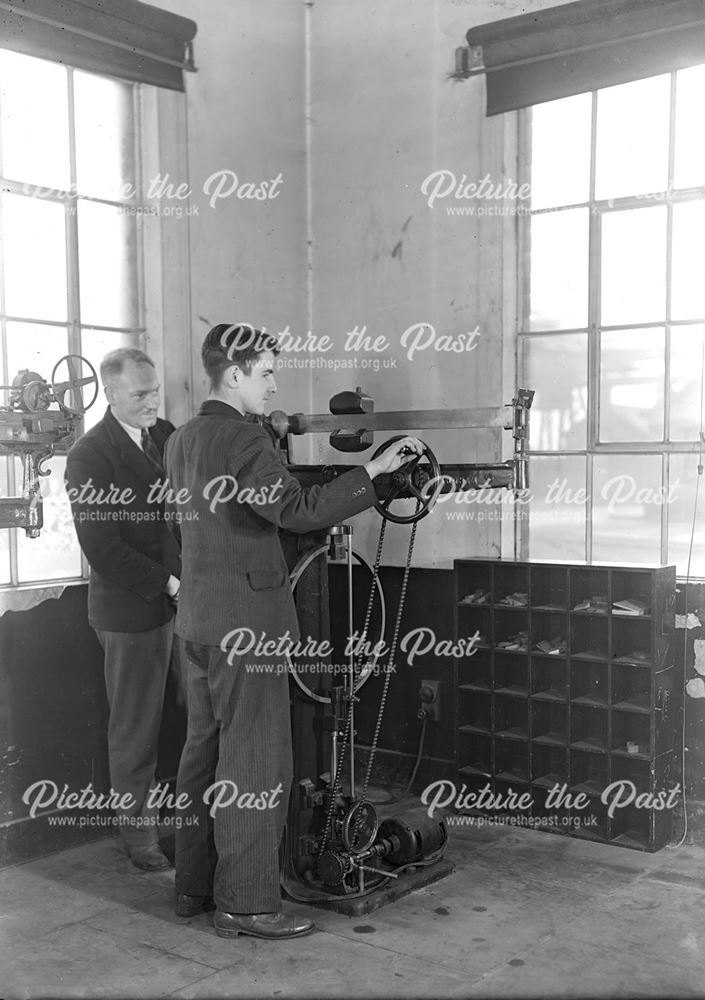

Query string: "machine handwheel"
[288, 544, 386, 704]
[51, 355, 99, 415]
[372, 436, 442, 524]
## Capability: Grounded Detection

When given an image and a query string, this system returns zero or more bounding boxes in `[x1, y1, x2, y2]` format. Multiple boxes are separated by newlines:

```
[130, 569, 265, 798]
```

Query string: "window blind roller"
[0, 0, 197, 91]
[463, 0, 705, 116]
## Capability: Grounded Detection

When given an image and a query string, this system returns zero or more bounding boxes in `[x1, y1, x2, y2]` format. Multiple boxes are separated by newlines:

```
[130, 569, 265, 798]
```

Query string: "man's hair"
[201, 324, 280, 389]
[100, 348, 155, 387]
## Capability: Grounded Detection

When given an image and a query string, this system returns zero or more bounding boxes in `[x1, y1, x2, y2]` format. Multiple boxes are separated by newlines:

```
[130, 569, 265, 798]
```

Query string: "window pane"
[670, 325, 705, 441]
[74, 71, 136, 202]
[2, 194, 67, 321]
[528, 455, 586, 561]
[80, 330, 142, 431]
[529, 209, 589, 330]
[522, 333, 587, 449]
[0, 458, 10, 584]
[16, 455, 82, 582]
[595, 75, 670, 200]
[5, 323, 69, 390]
[671, 201, 705, 321]
[599, 329, 665, 442]
[530, 94, 591, 210]
[592, 455, 662, 564]
[674, 64, 705, 190]
[0, 50, 70, 191]
[77, 202, 138, 328]
[601, 207, 666, 326]
[668, 453, 705, 577]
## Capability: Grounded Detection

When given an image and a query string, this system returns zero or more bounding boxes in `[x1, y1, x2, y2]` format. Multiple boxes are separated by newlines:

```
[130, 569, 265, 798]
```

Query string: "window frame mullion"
[0, 113, 18, 584]
[586, 90, 600, 563]
[65, 67, 81, 359]
[64, 67, 91, 584]
[662, 71, 678, 566]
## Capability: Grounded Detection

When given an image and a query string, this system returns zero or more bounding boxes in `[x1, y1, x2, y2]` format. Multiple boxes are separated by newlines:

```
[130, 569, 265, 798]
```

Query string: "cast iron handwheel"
[371, 436, 442, 524]
[51, 355, 99, 415]
[287, 544, 386, 704]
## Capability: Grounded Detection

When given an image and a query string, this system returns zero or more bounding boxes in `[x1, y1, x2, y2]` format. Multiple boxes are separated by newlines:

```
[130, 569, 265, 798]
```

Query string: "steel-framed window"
[518, 68, 705, 578]
[0, 49, 147, 587]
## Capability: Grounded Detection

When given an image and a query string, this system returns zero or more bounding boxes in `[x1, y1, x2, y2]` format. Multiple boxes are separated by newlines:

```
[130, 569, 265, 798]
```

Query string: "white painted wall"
[307, 0, 514, 565]
[158, 0, 311, 419]
[157, 0, 572, 565]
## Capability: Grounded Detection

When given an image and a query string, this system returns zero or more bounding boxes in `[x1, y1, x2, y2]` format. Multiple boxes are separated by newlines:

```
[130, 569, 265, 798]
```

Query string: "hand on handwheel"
[364, 436, 425, 480]
[367, 436, 441, 524]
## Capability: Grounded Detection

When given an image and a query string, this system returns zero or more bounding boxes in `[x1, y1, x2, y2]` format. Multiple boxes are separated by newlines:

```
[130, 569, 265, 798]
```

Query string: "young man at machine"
[66, 349, 181, 872]
[165, 323, 422, 940]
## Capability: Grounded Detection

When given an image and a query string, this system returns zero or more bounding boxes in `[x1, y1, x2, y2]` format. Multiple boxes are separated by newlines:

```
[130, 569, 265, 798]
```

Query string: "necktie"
[141, 428, 164, 479]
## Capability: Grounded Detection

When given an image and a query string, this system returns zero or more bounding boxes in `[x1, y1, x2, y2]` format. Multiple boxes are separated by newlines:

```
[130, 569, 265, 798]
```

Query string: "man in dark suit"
[165, 324, 422, 940]
[66, 348, 181, 872]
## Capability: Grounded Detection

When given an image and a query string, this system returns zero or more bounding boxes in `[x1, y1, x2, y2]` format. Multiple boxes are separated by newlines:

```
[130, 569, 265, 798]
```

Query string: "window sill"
[0, 577, 87, 618]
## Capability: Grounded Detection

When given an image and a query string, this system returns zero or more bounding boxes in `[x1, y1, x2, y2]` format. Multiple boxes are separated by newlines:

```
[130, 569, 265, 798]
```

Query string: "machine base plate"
[284, 857, 455, 916]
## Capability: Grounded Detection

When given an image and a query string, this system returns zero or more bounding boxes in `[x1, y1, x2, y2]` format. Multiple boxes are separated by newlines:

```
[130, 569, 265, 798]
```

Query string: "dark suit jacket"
[65, 407, 181, 633]
[164, 400, 376, 646]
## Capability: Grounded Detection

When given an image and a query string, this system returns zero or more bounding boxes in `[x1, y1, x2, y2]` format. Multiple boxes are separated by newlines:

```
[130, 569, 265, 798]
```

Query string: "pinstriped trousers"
[174, 639, 293, 913]
[95, 621, 173, 848]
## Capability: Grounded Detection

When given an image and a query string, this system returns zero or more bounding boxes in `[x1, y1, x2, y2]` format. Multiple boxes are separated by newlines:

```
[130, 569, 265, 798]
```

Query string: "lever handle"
[354, 863, 400, 879]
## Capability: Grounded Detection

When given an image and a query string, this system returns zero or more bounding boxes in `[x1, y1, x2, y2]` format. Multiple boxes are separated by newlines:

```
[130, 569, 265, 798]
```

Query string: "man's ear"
[224, 364, 241, 387]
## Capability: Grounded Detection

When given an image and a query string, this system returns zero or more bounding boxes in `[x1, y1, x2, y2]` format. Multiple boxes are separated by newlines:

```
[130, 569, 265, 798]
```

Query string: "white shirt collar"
[112, 411, 144, 449]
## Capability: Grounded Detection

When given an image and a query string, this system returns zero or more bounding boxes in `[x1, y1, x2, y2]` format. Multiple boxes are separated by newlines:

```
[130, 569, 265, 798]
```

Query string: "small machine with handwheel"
[282, 496, 452, 914]
[274, 388, 534, 914]
[0, 355, 98, 536]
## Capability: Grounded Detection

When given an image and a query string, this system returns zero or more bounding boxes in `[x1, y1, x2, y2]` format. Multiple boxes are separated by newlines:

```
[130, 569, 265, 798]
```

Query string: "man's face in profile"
[106, 360, 161, 428]
[237, 351, 277, 416]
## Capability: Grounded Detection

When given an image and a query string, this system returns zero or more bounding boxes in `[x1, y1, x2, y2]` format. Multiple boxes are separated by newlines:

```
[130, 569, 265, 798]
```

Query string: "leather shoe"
[175, 893, 215, 917]
[214, 910, 315, 940]
[127, 845, 173, 872]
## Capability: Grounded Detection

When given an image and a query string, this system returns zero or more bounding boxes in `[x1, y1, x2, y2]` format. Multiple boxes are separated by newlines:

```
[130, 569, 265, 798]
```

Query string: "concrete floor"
[2, 817, 705, 999]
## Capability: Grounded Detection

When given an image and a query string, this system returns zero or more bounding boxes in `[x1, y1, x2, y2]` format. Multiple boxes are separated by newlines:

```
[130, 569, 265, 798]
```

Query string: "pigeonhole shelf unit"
[454, 559, 678, 851]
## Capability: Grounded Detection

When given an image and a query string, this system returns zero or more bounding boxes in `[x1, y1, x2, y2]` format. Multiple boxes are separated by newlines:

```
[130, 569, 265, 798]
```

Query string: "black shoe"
[175, 893, 215, 917]
[128, 845, 173, 872]
[214, 911, 315, 940]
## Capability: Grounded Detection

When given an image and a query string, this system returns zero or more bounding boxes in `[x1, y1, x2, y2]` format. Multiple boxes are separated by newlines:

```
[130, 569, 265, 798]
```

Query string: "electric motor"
[377, 807, 447, 867]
